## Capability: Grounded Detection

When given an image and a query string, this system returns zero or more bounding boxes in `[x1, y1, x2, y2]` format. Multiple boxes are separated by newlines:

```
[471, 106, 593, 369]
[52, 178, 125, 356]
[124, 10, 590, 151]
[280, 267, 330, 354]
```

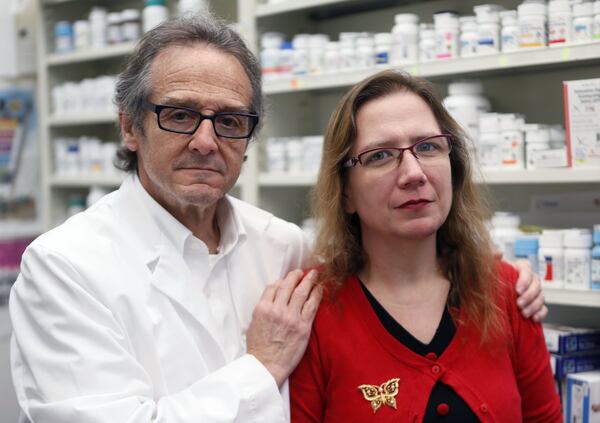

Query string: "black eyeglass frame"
[142, 101, 260, 140]
[342, 134, 454, 168]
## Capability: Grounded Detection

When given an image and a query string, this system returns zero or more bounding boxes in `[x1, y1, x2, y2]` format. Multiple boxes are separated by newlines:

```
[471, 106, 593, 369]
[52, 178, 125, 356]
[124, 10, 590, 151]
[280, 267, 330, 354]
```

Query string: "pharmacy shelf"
[264, 42, 600, 95]
[478, 168, 600, 185]
[259, 168, 600, 187]
[48, 113, 117, 127]
[50, 174, 126, 188]
[256, 0, 401, 17]
[544, 289, 600, 308]
[259, 172, 317, 186]
[46, 42, 136, 66]
[0, 221, 43, 240]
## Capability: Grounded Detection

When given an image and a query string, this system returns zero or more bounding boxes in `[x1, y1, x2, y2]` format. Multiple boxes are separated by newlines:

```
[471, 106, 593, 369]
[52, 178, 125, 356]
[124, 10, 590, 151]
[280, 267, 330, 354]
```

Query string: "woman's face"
[344, 90, 453, 243]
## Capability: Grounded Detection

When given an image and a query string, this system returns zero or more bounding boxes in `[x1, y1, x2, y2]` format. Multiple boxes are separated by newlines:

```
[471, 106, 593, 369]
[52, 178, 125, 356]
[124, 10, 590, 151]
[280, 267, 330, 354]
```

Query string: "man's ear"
[119, 112, 140, 152]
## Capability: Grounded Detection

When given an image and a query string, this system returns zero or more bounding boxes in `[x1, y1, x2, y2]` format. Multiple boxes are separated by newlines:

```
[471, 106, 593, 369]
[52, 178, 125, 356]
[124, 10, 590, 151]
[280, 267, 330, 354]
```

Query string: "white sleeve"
[10, 245, 287, 423]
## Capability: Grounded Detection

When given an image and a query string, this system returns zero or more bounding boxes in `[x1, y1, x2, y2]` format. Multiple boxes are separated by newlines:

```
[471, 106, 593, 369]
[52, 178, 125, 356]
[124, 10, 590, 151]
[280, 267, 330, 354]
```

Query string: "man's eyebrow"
[157, 97, 253, 113]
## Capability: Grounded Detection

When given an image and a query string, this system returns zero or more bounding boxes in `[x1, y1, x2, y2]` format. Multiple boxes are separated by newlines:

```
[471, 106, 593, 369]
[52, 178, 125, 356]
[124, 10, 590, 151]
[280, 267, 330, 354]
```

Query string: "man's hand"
[514, 259, 548, 322]
[246, 269, 323, 387]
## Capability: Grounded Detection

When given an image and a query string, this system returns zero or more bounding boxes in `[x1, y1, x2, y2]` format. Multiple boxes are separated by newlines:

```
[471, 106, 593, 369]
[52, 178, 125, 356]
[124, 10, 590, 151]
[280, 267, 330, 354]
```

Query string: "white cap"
[121, 9, 140, 21]
[356, 36, 374, 47]
[433, 11, 459, 26]
[326, 41, 340, 50]
[339, 32, 360, 41]
[479, 113, 500, 133]
[518, 2, 547, 17]
[448, 80, 484, 95]
[374, 32, 393, 44]
[539, 229, 564, 248]
[394, 13, 419, 24]
[525, 125, 551, 143]
[474, 4, 504, 24]
[261, 32, 284, 49]
[492, 211, 521, 228]
[573, 1, 594, 17]
[548, 0, 571, 13]
[107, 12, 121, 24]
[499, 114, 520, 131]
[563, 229, 593, 248]
[309, 34, 330, 48]
[292, 34, 310, 49]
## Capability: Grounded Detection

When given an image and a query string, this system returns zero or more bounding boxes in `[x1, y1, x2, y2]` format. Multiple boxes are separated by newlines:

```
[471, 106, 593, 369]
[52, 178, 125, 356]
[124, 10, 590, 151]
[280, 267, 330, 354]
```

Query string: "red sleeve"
[290, 319, 326, 423]
[498, 262, 562, 423]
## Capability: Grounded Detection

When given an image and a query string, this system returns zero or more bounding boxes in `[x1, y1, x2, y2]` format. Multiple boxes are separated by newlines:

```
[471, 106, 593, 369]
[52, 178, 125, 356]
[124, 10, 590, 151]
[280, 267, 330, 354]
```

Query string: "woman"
[290, 70, 561, 422]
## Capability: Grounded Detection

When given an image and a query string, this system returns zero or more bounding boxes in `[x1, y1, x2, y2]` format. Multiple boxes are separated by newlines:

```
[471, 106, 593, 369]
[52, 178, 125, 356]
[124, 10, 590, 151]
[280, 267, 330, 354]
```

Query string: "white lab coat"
[10, 175, 311, 423]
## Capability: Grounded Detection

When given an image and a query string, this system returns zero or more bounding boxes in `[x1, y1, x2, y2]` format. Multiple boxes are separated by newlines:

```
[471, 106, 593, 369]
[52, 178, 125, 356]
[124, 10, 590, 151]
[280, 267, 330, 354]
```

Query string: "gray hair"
[114, 13, 263, 172]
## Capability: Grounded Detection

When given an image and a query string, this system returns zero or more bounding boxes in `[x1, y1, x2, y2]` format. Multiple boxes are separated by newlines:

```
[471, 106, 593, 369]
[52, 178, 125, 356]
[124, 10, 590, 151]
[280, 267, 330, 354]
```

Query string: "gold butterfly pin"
[357, 377, 400, 414]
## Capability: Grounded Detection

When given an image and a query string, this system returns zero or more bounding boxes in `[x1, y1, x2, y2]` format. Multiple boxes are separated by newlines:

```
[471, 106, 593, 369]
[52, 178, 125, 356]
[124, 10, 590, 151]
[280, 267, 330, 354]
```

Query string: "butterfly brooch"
[357, 377, 400, 414]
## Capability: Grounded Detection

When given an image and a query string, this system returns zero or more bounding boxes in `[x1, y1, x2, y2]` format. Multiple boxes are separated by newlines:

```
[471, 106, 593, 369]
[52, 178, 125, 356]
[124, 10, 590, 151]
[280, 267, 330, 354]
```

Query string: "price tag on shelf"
[561, 48, 571, 61]
[290, 78, 301, 90]
[498, 55, 509, 67]
[409, 65, 420, 76]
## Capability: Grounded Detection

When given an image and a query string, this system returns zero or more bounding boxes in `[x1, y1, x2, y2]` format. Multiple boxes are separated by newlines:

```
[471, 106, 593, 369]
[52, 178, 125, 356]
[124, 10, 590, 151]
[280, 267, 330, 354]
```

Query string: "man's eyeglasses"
[142, 101, 259, 140]
[343, 134, 453, 171]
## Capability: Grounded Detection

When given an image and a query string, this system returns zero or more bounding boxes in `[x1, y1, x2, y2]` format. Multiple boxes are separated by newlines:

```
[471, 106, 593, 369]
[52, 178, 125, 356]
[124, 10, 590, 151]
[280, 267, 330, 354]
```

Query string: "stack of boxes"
[545, 324, 600, 421]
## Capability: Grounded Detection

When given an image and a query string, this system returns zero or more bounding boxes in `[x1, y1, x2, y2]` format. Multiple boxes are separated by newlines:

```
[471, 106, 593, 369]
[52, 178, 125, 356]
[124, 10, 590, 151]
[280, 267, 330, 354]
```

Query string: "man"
[10, 14, 545, 423]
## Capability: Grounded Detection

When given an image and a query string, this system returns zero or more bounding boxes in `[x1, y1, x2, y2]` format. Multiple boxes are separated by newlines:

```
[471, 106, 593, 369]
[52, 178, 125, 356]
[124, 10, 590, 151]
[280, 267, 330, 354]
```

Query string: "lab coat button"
[436, 403, 449, 416]
[431, 364, 440, 374]
[480, 403, 489, 413]
[425, 352, 437, 360]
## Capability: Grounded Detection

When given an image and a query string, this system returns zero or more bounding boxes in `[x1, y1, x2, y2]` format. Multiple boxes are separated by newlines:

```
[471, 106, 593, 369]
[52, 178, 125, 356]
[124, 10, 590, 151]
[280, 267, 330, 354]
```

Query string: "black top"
[360, 281, 479, 422]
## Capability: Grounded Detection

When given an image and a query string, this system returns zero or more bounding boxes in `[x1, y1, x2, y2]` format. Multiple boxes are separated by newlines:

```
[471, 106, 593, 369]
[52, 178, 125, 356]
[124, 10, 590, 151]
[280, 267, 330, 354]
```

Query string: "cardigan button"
[436, 403, 449, 416]
[425, 352, 437, 360]
[431, 364, 441, 374]
[480, 403, 489, 413]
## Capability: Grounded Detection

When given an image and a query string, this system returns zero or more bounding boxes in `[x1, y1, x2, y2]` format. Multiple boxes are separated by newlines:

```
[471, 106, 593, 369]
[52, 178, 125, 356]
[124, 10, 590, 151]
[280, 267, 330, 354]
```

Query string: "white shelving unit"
[251, 0, 600, 315]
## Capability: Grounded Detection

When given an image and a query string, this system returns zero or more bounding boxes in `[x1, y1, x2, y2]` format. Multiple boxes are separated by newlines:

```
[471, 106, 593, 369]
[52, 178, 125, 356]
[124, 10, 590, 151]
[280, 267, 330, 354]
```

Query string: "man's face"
[122, 43, 253, 211]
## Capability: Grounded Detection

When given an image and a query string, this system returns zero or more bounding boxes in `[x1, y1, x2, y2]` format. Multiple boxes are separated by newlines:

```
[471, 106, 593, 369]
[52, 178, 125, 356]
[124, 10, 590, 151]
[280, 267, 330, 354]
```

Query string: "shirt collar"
[132, 175, 246, 256]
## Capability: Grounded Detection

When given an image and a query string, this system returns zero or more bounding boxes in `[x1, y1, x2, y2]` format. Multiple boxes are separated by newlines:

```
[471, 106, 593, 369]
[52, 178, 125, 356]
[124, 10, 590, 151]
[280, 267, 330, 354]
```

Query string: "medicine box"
[563, 78, 600, 168]
[552, 353, 600, 380]
[566, 371, 600, 423]
[544, 325, 600, 355]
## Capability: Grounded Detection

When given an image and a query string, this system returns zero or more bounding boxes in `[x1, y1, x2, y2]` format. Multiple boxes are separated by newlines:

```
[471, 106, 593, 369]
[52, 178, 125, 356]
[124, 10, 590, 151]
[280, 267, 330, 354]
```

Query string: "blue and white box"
[566, 371, 600, 423]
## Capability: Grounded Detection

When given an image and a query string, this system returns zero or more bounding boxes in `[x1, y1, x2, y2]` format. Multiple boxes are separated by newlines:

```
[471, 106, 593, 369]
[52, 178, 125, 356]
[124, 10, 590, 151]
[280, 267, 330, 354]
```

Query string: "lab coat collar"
[111, 174, 227, 363]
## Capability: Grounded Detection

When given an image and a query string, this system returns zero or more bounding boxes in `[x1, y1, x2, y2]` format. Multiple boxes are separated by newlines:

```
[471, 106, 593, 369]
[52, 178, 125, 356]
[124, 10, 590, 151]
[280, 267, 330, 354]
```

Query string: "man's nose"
[188, 118, 219, 154]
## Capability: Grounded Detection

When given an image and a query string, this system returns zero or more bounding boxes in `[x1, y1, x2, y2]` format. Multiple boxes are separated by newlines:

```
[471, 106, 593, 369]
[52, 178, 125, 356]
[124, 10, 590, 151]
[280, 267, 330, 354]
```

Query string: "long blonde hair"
[312, 70, 503, 340]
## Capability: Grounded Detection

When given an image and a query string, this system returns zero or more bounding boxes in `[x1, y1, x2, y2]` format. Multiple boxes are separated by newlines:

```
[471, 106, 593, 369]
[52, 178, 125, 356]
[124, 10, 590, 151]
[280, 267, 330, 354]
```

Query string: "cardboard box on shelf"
[563, 78, 600, 168]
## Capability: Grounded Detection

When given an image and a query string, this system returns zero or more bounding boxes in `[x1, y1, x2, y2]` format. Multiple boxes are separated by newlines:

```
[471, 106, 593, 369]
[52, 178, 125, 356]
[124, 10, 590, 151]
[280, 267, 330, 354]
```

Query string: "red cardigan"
[290, 262, 562, 422]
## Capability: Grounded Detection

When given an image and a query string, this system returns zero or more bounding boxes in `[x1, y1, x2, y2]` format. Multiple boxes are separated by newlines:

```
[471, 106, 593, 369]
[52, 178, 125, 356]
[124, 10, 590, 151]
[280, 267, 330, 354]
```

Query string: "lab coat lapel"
[113, 176, 226, 363]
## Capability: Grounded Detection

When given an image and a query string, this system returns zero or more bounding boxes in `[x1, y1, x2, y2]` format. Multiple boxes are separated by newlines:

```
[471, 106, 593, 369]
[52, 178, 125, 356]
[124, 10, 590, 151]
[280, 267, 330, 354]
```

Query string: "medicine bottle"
[490, 212, 522, 261]
[292, 34, 310, 75]
[309, 34, 329, 74]
[120, 9, 141, 42]
[143, 0, 169, 33]
[564, 229, 592, 290]
[514, 235, 540, 274]
[374, 33, 392, 66]
[594, 1, 600, 41]
[500, 10, 519, 52]
[338, 37, 356, 71]
[443, 80, 491, 142]
[434, 11, 460, 59]
[524, 124, 551, 169]
[278, 42, 294, 78]
[391, 13, 419, 65]
[573, 1, 594, 43]
[355, 35, 375, 69]
[499, 113, 525, 169]
[54, 21, 73, 54]
[178, 0, 208, 15]
[324, 41, 341, 73]
[73, 20, 90, 51]
[518, 2, 547, 48]
[106, 12, 123, 45]
[548, 0, 572, 46]
[260, 32, 283, 80]
[592, 224, 600, 290]
[419, 23, 436, 62]
[459, 16, 479, 58]
[474, 4, 503, 54]
[479, 113, 503, 169]
[538, 229, 564, 289]
[89, 7, 108, 48]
